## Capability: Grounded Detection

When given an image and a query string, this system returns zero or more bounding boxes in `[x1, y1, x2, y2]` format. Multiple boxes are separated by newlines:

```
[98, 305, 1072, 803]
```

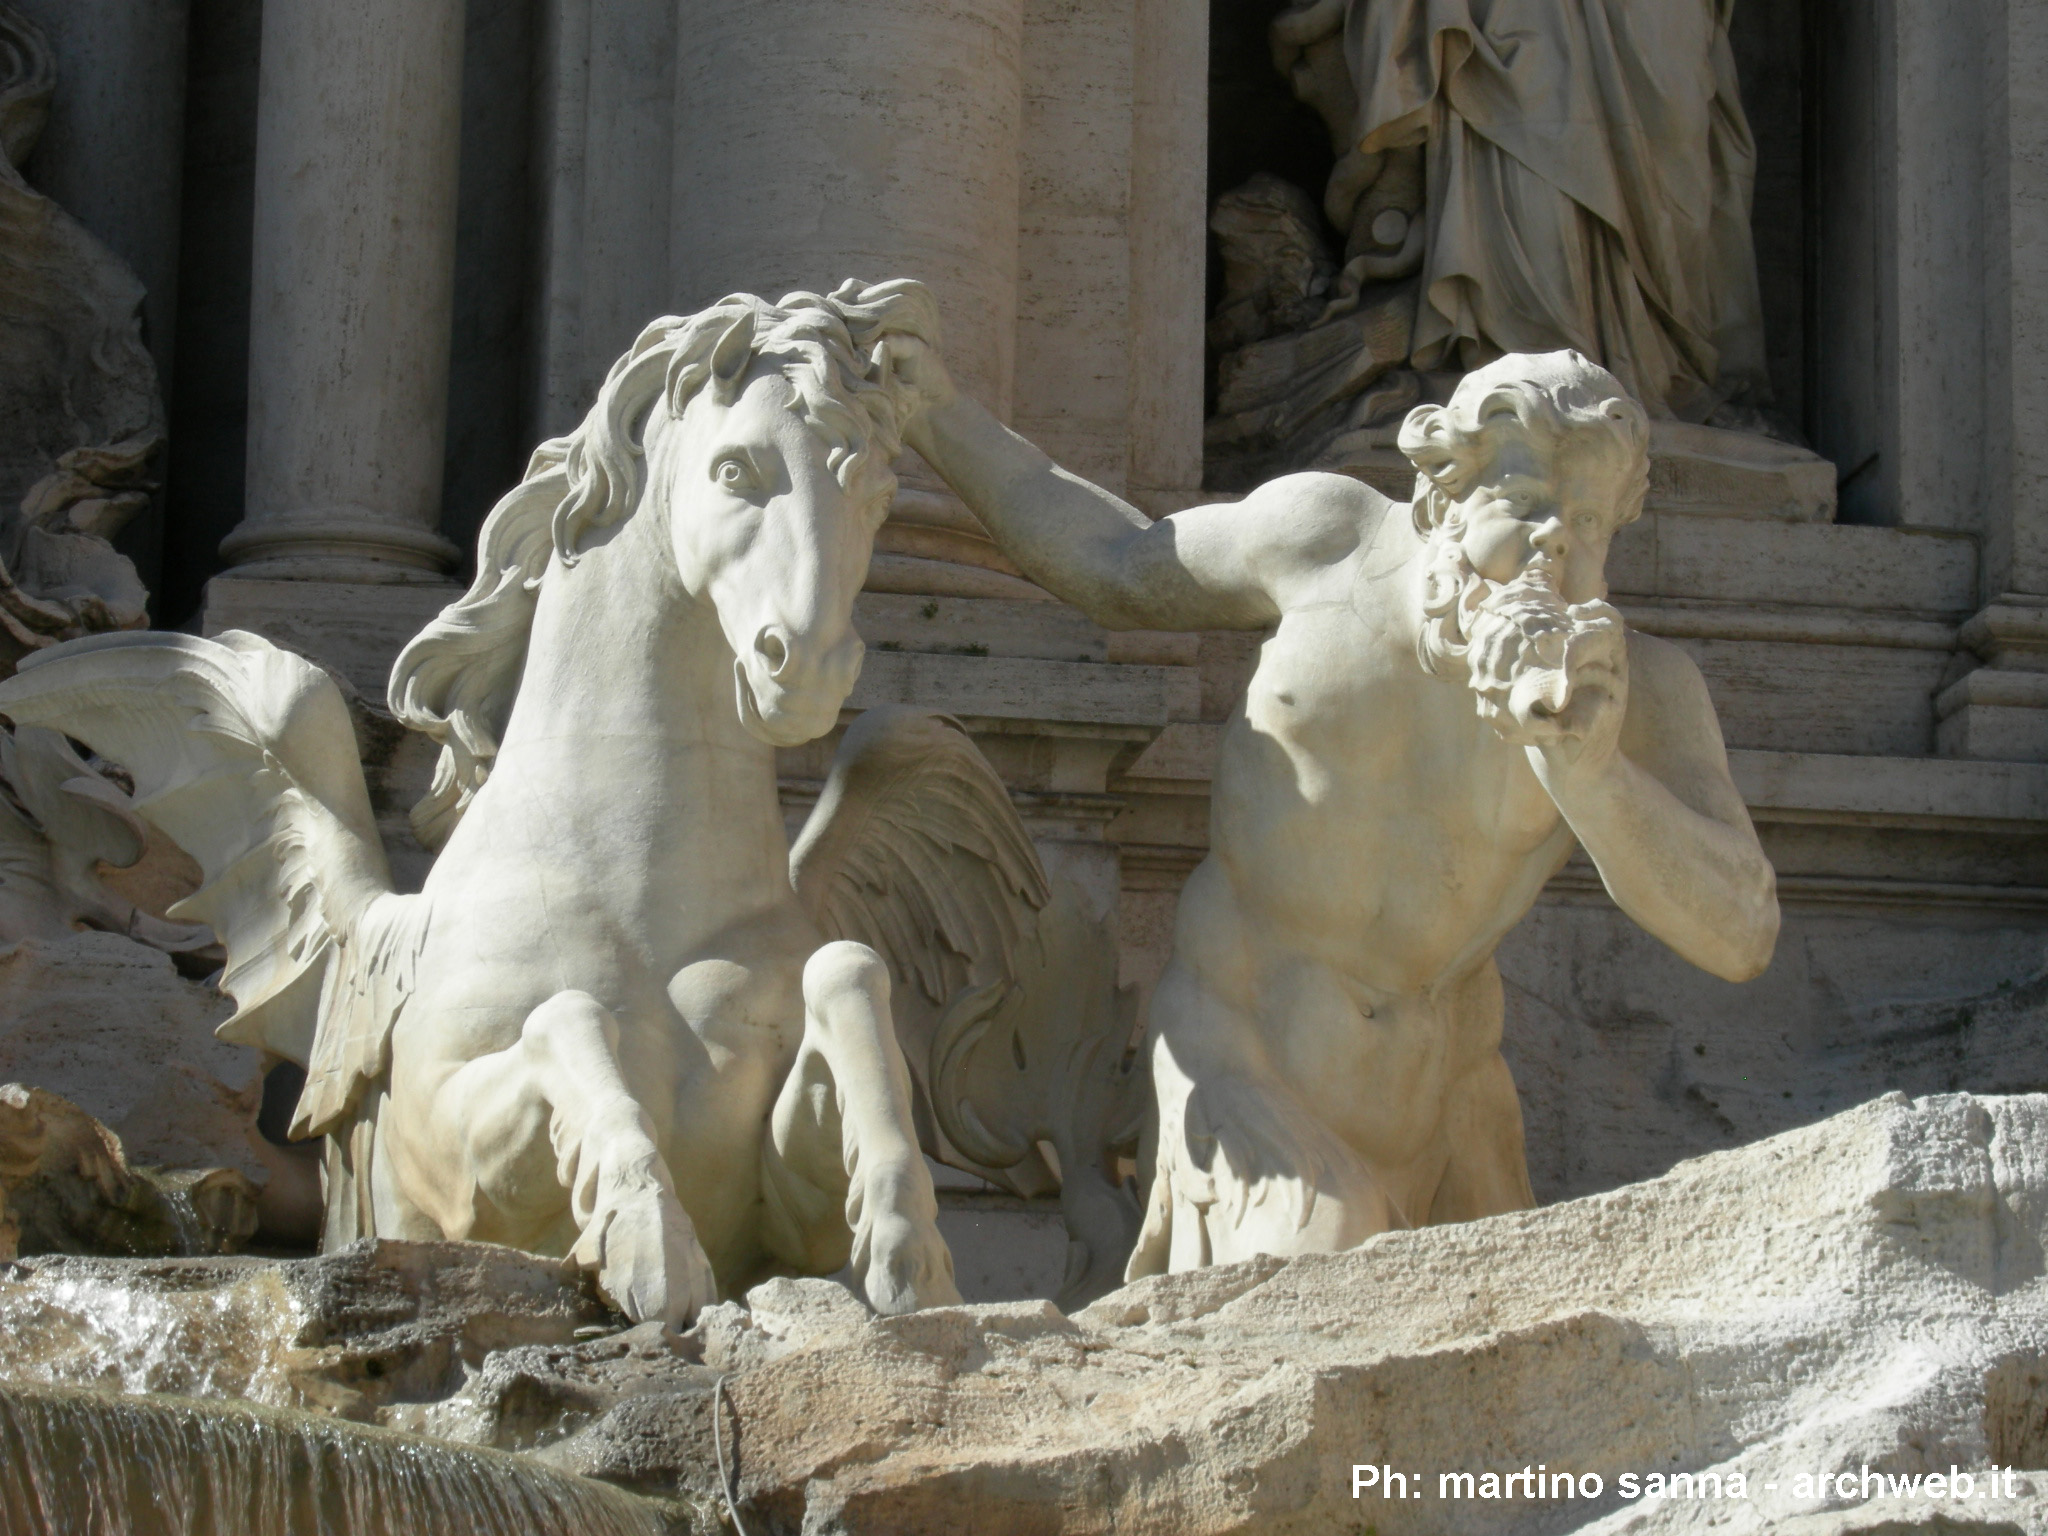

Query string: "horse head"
[649, 295, 910, 746]
[388, 279, 940, 844]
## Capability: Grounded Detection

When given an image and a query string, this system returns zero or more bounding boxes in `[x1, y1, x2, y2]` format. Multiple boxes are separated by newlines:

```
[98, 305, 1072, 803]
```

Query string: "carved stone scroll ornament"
[0, 6, 160, 675]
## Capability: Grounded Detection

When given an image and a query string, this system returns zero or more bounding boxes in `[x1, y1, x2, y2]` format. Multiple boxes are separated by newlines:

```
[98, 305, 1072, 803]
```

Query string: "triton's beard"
[1416, 518, 1624, 733]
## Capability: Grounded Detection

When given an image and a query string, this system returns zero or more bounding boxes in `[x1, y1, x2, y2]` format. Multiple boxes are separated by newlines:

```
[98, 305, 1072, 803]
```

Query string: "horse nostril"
[754, 626, 790, 678]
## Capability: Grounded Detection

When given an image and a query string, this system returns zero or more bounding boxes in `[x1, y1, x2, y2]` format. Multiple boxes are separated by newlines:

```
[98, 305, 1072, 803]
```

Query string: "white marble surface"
[909, 344, 1779, 1274]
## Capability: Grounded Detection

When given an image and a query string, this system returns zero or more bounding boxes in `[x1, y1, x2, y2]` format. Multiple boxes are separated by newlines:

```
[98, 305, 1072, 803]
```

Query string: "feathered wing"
[0, 630, 423, 1136]
[790, 705, 1143, 1305]
[792, 705, 1047, 1020]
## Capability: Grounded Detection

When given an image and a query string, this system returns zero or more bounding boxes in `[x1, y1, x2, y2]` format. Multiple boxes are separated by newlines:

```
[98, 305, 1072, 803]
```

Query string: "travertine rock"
[386, 1319, 718, 1457]
[0, 1237, 617, 1418]
[0, 933, 256, 1182]
[562, 1092, 2048, 1534]
[3, 1093, 2042, 1532]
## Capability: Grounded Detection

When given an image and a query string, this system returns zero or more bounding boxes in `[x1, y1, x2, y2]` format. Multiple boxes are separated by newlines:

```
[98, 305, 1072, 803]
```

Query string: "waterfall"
[0, 1382, 681, 1536]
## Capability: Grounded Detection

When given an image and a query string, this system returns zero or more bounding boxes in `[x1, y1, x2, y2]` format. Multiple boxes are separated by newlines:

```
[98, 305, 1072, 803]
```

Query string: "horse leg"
[760, 942, 961, 1312]
[401, 989, 719, 1325]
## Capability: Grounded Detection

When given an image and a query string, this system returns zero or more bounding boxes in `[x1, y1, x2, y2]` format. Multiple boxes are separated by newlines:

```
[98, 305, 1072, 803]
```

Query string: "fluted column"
[221, 0, 464, 581]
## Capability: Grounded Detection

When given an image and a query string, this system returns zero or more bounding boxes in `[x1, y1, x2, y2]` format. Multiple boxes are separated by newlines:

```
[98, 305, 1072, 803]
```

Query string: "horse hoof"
[859, 1209, 962, 1314]
[583, 1187, 720, 1326]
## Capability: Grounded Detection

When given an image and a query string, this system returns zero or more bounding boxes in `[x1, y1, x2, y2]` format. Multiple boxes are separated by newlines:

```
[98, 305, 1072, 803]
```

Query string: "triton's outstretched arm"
[898, 342, 1369, 632]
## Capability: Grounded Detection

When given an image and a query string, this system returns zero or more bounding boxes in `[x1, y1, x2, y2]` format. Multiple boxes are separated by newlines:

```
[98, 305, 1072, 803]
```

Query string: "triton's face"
[1450, 434, 1632, 604]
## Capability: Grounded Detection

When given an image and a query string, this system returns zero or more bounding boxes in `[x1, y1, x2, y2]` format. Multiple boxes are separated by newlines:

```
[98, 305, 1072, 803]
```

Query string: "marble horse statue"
[0, 281, 1140, 1322]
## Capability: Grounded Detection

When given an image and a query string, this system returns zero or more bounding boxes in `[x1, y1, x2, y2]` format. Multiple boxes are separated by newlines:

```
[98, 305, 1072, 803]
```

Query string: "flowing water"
[0, 1382, 680, 1536]
[0, 1258, 305, 1403]
[0, 1261, 701, 1533]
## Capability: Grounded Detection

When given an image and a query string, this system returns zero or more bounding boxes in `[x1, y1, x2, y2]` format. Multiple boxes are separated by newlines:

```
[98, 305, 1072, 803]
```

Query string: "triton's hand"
[872, 332, 958, 433]
[1515, 612, 1629, 794]
[1465, 565, 1630, 765]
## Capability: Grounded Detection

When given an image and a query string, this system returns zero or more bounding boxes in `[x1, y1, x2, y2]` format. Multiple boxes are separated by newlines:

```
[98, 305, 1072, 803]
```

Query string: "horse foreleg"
[761, 942, 961, 1313]
[408, 989, 718, 1326]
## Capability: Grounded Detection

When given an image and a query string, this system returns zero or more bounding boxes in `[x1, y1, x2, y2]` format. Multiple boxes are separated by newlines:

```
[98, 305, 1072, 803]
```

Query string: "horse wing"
[790, 705, 1047, 1014]
[0, 630, 418, 1135]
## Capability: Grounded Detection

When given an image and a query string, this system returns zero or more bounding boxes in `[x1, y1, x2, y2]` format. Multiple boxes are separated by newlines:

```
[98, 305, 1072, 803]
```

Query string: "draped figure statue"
[1274, 0, 1768, 420]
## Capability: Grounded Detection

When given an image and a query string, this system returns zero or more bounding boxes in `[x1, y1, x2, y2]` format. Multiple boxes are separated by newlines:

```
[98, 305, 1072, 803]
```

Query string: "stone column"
[1876, 0, 1985, 535]
[219, 0, 465, 582]
[1936, 0, 2048, 760]
[667, 0, 1024, 421]
[1125, 0, 1209, 518]
[1014, 0, 1136, 496]
[667, 0, 1027, 600]
[530, 0, 679, 439]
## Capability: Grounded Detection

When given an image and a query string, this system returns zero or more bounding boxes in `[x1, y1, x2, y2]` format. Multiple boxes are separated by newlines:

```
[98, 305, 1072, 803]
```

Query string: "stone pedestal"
[223, 0, 465, 583]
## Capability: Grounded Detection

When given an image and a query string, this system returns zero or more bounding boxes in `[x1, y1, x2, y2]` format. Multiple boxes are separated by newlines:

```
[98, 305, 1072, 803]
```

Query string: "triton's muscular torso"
[1166, 491, 1575, 1174]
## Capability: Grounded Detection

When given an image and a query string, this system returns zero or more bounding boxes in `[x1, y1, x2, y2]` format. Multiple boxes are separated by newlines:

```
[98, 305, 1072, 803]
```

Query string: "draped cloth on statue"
[1345, 0, 1766, 419]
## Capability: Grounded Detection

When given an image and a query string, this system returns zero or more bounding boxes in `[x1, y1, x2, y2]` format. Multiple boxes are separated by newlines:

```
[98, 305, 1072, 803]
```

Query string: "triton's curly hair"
[1397, 349, 1651, 537]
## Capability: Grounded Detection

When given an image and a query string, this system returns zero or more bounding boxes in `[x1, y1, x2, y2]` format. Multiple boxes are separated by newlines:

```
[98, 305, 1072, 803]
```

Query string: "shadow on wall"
[1502, 897, 2048, 1205]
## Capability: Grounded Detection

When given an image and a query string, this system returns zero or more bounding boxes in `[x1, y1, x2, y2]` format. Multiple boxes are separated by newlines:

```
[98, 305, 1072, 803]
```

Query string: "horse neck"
[470, 500, 792, 906]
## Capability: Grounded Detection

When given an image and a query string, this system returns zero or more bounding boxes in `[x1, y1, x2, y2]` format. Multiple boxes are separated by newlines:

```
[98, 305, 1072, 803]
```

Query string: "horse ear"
[709, 307, 755, 403]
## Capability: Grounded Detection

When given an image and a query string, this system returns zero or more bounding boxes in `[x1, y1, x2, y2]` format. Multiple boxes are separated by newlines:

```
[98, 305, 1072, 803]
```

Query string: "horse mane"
[387, 277, 940, 850]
